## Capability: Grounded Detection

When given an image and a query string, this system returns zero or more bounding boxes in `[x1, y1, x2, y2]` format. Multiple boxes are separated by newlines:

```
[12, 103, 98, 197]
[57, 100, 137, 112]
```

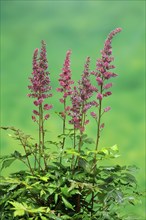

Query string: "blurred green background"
[1, 0, 145, 218]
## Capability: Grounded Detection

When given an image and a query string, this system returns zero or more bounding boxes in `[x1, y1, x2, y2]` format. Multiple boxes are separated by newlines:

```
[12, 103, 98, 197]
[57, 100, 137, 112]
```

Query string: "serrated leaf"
[9, 201, 26, 217]
[68, 181, 77, 192]
[1, 158, 16, 170]
[9, 184, 19, 191]
[13, 150, 22, 158]
[84, 138, 94, 144]
[127, 165, 139, 172]
[65, 149, 80, 156]
[61, 186, 69, 197]
[9, 201, 27, 209]
[123, 172, 137, 184]
[39, 176, 48, 182]
[99, 148, 109, 155]
[62, 196, 74, 210]
[47, 187, 55, 195]
[69, 189, 81, 196]
[110, 144, 118, 152]
[30, 206, 49, 213]
[40, 189, 46, 197]
[14, 209, 25, 217]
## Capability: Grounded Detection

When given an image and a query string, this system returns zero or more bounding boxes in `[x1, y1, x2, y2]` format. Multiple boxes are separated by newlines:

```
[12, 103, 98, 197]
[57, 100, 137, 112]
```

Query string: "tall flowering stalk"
[28, 40, 52, 171]
[57, 50, 74, 162]
[69, 57, 97, 169]
[92, 28, 122, 158]
[91, 28, 122, 211]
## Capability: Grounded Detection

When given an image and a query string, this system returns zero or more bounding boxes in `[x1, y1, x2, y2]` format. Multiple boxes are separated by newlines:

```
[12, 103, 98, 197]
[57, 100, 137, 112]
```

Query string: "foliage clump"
[0, 28, 142, 219]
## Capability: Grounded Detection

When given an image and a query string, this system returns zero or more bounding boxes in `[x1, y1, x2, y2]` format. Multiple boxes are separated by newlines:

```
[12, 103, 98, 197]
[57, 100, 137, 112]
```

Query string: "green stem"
[39, 104, 42, 173]
[71, 126, 76, 172]
[91, 85, 103, 213]
[62, 99, 67, 148]
[19, 137, 34, 175]
[32, 147, 43, 170]
[60, 98, 66, 164]
[95, 99, 102, 151]
[41, 105, 48, 171]
[34, 144, 37, 169]
[94, 85, 103, 164]
[74, 102, 86, 169]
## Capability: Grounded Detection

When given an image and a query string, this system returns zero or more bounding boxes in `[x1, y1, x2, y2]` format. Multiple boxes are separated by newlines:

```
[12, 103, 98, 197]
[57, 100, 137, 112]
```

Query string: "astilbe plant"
[28, 40, 53, 172]
[0, 28, 143, 220]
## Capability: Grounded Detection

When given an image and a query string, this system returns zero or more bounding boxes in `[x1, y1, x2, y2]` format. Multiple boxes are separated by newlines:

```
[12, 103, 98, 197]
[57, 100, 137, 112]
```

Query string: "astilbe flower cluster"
[28, 41, 52, 122]
[69, 57, 97, 132]
[56, 50, 74, 118]
[90, 28, 122, 119]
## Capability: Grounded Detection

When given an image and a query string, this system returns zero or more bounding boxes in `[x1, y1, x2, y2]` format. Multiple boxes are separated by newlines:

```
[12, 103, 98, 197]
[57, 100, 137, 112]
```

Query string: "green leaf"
[86, 150, 98, 156]
[30, 206, 49, 213]
[0, 126, 9, 130]
[40, 189, 46, 197]
[69, 189, 81, 196]
[41, 216, 48, 220]
[14, 209, 25, 217]
[0, 154, 11, 161]
[9, 184, 19, 191]
[13, 150, 22, 158]
[110, 144, 118, 152]
[48, 213, 61, 220]
[84, 138, 94, 144]
[47, 186, 56, 195]
[123, 172, 137, 184]
[65, 149, 80, 156]
[61, 186, 69, 197]
[9, 201, 26, 217]
[61, 215, 72, 219]
[1, 158, 16, 170]
[99, 148, 109, 155]
[54, 193, 58, 204]
[62, 196, 74, 210]
[39, 176, 49, 182]
[78, 158, 91, 173]
[127, 165, 139, 172]
[115, 190, 123, 203]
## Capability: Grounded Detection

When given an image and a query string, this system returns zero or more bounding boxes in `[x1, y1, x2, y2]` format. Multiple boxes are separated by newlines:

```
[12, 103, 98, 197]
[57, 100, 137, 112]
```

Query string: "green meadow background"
[1, 0, 145, 218]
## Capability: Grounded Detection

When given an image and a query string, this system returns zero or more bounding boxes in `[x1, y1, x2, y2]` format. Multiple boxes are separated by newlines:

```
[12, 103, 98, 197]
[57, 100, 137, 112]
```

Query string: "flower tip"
[41, 40, 46, 45]
[34, 48, 39, 53]
[67, 49, 72, 55]
[117, 27, 122, 32]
